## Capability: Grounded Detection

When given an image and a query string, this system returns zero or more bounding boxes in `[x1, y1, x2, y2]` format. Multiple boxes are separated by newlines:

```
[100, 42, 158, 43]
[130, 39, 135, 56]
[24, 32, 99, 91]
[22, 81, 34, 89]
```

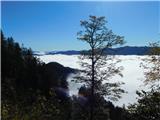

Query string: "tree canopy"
[75, 15, 125, 120]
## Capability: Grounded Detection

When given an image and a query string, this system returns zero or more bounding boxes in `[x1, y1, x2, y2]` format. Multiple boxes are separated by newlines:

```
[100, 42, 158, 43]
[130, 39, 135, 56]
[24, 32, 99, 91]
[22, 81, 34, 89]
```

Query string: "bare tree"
[75, 15, 125, 120]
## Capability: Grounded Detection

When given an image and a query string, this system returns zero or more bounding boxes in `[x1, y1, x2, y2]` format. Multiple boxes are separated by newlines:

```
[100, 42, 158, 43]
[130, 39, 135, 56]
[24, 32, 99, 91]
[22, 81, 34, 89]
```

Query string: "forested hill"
[1, 31, 76, 119]
[34, 46, 151, 55]
[2, 31, 134, 120]
[1, 32, 76, 91]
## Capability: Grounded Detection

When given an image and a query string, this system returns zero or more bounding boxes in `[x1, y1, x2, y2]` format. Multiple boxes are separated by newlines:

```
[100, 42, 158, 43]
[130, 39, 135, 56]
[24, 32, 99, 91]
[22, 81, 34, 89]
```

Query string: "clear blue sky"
[1, 1, 160, 51]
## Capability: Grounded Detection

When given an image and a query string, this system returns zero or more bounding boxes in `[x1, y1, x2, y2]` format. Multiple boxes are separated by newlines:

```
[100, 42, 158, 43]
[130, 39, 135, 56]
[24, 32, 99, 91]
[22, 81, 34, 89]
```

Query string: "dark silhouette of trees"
[127, 42, 160, 120]
[71, 85, 130, 120]
[75, 15, 125, 120]
[1, 31, 73, 120]
[4, 27, 159, 120]
[128, 90, 160, 120]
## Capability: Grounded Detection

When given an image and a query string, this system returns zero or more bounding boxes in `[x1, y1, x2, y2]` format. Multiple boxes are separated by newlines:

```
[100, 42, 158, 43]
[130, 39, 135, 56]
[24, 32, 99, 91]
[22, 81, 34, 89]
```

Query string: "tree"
[128, 90, 160, 120]
[75, 15, 125, 120]
[127, 42, 160, 120]
[141, 42, 160, 89]
[1, 31, 72, 120]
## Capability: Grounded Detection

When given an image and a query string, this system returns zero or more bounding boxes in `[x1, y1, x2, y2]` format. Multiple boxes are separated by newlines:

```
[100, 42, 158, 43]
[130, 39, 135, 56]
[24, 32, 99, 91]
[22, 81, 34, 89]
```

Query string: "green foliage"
[3, 28, 159, 120]
[2, 89, 71, 120]
[1, 31, 71, 120]
[128, 90, 160, 120]
[127, 42, 160, 120]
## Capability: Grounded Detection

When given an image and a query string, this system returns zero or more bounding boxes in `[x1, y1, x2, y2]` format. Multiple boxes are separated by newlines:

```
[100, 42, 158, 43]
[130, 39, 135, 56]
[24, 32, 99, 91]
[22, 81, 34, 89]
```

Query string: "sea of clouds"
[37, 55, 150, 107]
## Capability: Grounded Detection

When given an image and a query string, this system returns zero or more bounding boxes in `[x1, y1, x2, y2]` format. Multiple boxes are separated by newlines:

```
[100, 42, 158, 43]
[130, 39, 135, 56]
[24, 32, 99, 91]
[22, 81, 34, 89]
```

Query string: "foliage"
[1, 31, 72, 120]
[76, 15, 125, 100]
[141, 42, 160, 88]
[75, 15, 125, 120]
[128, 42, 160, 120]
[128, 90, 160, 120]
[71, 86, 130, 120]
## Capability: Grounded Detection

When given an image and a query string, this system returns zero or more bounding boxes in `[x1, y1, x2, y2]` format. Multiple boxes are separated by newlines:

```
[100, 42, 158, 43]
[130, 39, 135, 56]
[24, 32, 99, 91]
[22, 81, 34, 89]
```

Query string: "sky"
[1, 1, 160, 51]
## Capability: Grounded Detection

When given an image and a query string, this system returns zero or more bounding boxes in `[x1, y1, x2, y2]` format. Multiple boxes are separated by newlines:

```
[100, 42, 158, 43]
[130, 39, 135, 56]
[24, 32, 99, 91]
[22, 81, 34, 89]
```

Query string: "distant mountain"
[46, 50, 80, 55]
[33, 51, 46, 56]
[33, 46, 151, 56]
[104, 46, 151, 55]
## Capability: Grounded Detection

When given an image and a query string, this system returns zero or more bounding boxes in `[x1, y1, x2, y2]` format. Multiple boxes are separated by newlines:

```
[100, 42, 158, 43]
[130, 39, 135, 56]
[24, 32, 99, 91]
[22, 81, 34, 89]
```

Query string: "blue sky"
[1, 1, 160, 51]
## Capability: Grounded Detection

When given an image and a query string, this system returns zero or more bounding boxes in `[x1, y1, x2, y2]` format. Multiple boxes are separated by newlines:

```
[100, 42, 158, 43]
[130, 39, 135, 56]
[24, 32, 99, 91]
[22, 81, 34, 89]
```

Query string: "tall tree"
[1, 31, 72, 120]
[76, 15, 125, 120]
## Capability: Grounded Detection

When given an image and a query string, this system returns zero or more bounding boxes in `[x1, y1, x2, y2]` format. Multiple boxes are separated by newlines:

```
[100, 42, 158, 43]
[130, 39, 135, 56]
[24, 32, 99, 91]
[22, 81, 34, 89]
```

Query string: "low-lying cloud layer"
[37, 55, 149, 107]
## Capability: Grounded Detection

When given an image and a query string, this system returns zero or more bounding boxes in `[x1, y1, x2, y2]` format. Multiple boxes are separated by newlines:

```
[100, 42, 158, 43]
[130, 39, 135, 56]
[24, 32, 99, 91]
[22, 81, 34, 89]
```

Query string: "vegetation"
[75, 15, 125, 120]
[127, 42, 160, 120]
[142, 42, 160, 88]
[1, 16, 160, 120]
[1, 30, 130, 120]
[1, 31, 72, 120]
[127, 90, 160, 120]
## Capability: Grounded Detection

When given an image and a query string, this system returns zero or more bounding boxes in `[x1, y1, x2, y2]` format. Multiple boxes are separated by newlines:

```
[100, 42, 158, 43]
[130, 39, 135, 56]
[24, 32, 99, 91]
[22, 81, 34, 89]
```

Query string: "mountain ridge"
[33, 46, 151, 56]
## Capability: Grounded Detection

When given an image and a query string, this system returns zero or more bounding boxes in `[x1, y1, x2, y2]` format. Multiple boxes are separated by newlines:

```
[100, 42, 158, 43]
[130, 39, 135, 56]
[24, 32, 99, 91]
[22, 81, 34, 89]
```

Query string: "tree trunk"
[90, 45, 95, 120]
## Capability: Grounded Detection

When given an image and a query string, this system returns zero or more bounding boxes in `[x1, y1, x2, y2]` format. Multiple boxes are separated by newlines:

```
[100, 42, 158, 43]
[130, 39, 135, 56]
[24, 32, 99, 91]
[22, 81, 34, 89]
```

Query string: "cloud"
[37, 54, 148, 107]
